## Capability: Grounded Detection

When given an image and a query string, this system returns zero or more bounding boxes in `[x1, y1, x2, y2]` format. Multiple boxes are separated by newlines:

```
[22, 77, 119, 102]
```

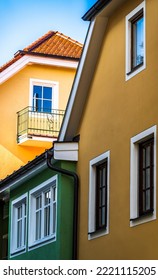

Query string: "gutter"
[82, 0, 112, 21]
[46, 149, 79, 260]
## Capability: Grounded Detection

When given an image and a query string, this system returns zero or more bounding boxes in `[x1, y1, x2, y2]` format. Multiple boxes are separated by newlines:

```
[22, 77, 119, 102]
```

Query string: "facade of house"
[1, 0, 158, 261]
[57, 0, 158, 259]
[0, 31, 82, 180]
[0, 148, 78, 260]
[0, 30, 82, 260]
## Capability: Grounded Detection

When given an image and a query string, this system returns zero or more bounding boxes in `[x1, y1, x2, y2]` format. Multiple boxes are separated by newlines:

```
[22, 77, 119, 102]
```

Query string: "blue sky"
[0, 0, 96, 66]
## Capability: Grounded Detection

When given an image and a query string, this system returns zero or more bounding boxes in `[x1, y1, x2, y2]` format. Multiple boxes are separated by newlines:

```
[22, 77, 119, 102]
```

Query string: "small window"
[29, 176, 57, 249]
[96, 162, 108, 230]
[10, 194, 27, 256]
[30, 79, 59, 113]
[130, 126, 156, 227]
[139, 138, 154, 216]
[33, 85, 52, 113]
[126, 2, 146, 80]
[88, 151, 110, 240]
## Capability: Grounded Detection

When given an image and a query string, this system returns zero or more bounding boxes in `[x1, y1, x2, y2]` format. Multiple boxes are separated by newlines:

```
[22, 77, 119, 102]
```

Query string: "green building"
[0, 144, 78, 260]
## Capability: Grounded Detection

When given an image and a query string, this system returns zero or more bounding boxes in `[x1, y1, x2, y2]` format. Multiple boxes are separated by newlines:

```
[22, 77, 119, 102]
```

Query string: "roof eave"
[15, 50, 80, 61]
[0, 54, 79, 85]
[82, 0, 112, 21]
[0, 151, 59, 198]
[0, 153, 46, 197]
[58, 0, 128, 142]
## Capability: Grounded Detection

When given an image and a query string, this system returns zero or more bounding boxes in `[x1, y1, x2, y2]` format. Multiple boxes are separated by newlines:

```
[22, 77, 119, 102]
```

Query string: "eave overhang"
[82, 0, 112, 21]
[0, 54, 78, 85]
[58, 0, 128, 142]
[0, 152, 48, 198]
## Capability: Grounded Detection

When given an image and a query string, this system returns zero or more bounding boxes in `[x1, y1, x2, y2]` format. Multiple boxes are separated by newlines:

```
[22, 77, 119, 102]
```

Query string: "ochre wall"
[77, 0, 158, 259]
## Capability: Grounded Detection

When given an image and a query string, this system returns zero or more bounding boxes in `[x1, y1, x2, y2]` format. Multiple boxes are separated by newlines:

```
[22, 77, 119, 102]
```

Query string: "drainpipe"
[46, 149, 79, 260]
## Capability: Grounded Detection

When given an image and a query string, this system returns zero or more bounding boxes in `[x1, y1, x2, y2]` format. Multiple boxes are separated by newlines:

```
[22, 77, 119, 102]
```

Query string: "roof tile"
[0, 31, 83, 72]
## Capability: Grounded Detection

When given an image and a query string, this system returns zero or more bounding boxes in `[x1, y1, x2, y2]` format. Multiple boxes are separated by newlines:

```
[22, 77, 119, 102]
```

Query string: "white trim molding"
[88, 151, 110, 240]
[130, 125, 156, 227]
[10, 193, 27, 257]
[0, 55, 78, 85]
[125, 1, 146, 81]
[54, 142, 78, 161]
[29, 78, 59, 110]
[28, 176, 57, 250]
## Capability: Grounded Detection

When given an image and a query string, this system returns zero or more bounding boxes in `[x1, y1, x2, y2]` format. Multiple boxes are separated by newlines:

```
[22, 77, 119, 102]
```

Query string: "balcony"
[17, 106, 65, 146]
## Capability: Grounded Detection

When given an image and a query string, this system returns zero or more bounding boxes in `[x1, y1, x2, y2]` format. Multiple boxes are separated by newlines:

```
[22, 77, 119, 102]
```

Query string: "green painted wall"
[0, 200, 9, 260]
[8, 161, 76, 260]
[0, 201, 3, 259]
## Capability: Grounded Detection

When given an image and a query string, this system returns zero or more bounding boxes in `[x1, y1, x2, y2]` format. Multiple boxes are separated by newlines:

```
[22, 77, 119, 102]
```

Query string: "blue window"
[33, 85, 52, 113]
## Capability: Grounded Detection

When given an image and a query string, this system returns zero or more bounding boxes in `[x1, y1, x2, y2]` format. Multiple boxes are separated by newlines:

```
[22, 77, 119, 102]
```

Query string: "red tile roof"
[0, 31, 83, 72]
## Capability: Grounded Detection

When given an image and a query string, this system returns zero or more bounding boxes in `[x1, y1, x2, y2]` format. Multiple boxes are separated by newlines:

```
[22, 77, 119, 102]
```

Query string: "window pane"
[43, 87, 52, 100]
[24, 217, 26, 245]
[146, 168, 150, 188]
[36, 211, 41, 240]
[17, 220, 22, 248]
[36, 195, 42, 210]
[146, 189, 151, 211]
[146, 145, 150, 166]
[143, 148, 146, 168]
[33, 86, 42, 112]
[18, 206, 22, 219]
[44, 190, 51, 237]
[53, 203, 56, 234]
[52, 187, 56, 202]
[102, 187, 106, 205]
[44, 206, 50, 237]
[33, 86, 42, 98]
[139, 138, 154, 216]
[132, 15, 144, 68]
[44, 190, 51, 205]
[43, 100, 52, 112]
[102, 206, 106, 226]
[96, 161, 107, 230]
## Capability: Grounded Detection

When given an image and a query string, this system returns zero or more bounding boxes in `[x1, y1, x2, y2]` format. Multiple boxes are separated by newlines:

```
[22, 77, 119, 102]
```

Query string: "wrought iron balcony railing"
[17, 106, 65, 143]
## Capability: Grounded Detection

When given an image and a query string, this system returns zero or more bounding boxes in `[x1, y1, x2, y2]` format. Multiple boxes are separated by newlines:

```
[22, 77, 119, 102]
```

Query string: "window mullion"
[150, 140, 154, 211]
[41, 192, 44, 239]
[21, 203, 24, 247]
[49, 188, 53, 235]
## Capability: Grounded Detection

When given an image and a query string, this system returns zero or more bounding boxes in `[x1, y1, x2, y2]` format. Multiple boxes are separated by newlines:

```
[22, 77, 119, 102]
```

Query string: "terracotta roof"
[0, 31, 83, 72]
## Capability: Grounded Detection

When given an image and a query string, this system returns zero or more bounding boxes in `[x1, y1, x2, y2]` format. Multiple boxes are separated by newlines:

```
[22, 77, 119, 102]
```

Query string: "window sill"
[127, 62, 144, 76]
[10, 247, 26, 257]
[126, 62, 145, 81]
[130, 210, 154, 221]
[88, 227, 108, 240]
[130, 210, 156, 227]
[28, 235, 56, 250]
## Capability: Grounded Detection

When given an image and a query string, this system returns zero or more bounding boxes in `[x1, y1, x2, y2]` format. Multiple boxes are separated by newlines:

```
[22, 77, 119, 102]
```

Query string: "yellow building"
[0, 31, 82, 179]
[58, 0, 158, 259]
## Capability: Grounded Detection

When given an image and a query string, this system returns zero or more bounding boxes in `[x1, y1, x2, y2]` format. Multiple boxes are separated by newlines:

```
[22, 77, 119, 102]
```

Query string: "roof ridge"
[56, 32, 83, 47]
[24, 30, 57, 52]
[0, 30, 83, 72]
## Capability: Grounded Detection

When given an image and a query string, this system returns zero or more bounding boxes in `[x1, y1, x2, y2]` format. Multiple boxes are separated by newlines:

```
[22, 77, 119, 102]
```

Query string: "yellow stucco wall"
[0, 63, 76, 179]
[77, 0, 158, 259]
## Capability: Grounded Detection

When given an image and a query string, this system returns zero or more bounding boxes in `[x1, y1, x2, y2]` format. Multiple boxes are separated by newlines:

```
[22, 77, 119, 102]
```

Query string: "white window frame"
[130, 125, 156, 227]
[125, 1, 146, 81]
[29, 79, 59, 111]
[28, 176, 57, 249]
[88, 151, 110, 240]
[10, 193, 27, 257]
